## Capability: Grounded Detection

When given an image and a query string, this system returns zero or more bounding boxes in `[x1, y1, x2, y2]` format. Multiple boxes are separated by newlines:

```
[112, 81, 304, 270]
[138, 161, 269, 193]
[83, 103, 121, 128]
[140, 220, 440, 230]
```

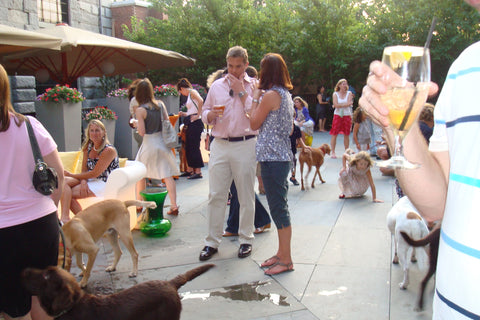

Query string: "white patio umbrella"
[5, 24, 195, 84]
[0, 24, 62, 56]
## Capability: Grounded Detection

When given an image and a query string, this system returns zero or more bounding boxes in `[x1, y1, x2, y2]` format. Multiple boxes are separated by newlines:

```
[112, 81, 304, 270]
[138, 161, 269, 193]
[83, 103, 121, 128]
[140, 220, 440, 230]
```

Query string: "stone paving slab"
[62, 131, 433, 320]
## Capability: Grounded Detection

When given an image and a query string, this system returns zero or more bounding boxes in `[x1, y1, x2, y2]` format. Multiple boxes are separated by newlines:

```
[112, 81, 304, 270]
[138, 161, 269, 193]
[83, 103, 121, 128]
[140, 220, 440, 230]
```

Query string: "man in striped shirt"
[360, 1, 480, 318]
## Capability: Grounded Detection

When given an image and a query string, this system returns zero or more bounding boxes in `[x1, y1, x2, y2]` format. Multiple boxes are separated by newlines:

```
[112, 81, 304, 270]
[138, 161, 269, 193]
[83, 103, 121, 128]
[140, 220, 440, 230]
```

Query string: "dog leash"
[58, 220, 67, 269]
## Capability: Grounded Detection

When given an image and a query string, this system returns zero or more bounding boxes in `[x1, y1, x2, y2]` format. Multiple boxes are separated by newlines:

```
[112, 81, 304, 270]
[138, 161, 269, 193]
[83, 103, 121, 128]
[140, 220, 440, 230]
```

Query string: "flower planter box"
[106, 97, 141, 159]
[35, 101, 82, 152]
[157, 95, 180, 115]
[101, 119, 116, 146]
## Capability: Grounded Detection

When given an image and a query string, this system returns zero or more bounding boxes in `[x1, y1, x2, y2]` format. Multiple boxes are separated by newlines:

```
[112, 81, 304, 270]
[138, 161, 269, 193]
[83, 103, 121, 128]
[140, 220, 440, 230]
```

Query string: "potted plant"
[153, 84, 179, 115]
[83, 106, 118, 121]
[107, 88, 129, 99]
[83, 106, 118, 145]
[35, 85, 85, 151]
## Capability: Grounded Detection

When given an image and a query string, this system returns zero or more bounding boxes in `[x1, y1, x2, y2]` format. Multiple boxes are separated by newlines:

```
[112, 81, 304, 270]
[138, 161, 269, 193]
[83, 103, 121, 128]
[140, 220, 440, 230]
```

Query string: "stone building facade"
[0, 0, 113, 34]
[1, 0, 162, 114]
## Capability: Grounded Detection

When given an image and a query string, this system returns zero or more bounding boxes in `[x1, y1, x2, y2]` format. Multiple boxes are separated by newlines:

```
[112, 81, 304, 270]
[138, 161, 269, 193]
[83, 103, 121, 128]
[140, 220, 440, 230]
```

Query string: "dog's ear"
[40, 267, 82, 316]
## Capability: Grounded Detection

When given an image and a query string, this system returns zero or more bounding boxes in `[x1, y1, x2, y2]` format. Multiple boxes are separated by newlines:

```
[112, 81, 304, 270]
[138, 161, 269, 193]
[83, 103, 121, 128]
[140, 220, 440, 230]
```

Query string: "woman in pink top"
[0, 64, 64, 320]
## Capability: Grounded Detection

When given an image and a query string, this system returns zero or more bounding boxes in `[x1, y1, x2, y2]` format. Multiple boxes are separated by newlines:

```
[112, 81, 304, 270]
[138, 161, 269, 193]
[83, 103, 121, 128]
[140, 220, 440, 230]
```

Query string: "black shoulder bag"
[25, 118, 59, 195]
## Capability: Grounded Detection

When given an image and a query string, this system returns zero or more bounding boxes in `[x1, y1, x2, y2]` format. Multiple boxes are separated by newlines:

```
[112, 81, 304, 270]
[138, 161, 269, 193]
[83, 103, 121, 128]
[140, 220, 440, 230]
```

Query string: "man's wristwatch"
[238, 91, 247, 98]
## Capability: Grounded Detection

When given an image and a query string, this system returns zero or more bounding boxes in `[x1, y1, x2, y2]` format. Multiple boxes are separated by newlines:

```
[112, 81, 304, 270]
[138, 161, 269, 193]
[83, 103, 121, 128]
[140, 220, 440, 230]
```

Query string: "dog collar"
[52, 307, 72, 318]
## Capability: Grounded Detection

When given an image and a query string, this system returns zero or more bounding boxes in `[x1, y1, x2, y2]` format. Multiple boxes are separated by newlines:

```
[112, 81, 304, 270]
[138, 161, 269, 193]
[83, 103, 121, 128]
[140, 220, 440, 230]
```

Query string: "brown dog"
[299, 143, 331, 190]
[401, 223, 440, 311]
[61, 199, 156, 288]
[178, 124, 188, 173]
[22, 264, 215, 320]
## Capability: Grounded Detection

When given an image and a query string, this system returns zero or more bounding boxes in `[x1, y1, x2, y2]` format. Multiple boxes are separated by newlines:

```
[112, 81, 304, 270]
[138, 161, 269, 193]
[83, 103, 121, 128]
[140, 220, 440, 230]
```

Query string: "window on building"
[37, 0, 69, 24]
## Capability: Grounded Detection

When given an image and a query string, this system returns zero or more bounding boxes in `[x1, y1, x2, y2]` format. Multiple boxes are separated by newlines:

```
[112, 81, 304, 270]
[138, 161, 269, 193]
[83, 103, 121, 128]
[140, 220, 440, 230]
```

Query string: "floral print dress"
[338, 164, 369, 197]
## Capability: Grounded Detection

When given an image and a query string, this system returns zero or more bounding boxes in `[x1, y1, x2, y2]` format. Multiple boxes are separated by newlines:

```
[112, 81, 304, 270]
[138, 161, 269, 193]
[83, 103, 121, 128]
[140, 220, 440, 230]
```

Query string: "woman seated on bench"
[60, 119, 119, 223]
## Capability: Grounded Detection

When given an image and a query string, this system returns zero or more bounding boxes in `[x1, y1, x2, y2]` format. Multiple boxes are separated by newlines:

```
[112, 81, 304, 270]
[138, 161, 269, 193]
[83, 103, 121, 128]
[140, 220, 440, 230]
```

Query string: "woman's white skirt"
[136, 132, 179, 180]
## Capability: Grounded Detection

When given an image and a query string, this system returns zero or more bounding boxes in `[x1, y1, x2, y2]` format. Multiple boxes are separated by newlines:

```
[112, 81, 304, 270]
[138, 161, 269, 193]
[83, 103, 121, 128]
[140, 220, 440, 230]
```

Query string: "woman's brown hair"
[0, 64, 24, 132]
[258, 53, 293, 90]
[353, 107, 365, 123]
[176, 78, 193, 91]
[134, 78, 160, 110]
[127, 79, 142, 101]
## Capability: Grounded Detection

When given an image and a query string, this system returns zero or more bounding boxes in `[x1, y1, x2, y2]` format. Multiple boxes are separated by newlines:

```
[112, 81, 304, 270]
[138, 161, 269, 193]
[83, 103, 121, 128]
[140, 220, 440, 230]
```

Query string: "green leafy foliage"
[122, 0, 480, 98]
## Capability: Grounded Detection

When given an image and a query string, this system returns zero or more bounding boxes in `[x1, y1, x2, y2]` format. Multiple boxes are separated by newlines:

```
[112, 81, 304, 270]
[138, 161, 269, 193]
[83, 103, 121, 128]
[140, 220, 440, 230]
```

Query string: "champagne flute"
[376, 45, 430, 169]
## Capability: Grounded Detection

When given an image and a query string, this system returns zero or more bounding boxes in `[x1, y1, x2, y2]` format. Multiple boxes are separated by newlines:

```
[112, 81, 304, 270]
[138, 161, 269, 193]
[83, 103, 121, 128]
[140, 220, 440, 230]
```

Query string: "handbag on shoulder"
[25, 118, 58, 195]
[160, 104, 177, 148]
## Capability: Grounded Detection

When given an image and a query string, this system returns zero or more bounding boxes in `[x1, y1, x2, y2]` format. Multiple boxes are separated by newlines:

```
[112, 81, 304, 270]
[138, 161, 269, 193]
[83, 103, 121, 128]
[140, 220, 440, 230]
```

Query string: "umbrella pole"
[61, 52, 69, 85]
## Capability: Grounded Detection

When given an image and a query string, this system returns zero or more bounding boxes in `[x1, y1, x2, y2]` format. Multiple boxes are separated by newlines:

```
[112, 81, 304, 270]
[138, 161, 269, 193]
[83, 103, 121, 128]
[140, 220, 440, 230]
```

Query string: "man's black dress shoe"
[199, 246, 218, 261]
[238, 244, 252, 258]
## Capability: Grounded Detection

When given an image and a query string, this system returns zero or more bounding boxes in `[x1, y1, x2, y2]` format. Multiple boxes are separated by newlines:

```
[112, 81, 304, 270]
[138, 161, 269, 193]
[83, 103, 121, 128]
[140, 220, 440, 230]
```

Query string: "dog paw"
[105, 266, 116, 273]
[79, 279, 88, 288]
[392, 256, 399, 264]
[414, 306, 423, 312]
[399, 283, 407, 290]
[128, 271, 137, 278]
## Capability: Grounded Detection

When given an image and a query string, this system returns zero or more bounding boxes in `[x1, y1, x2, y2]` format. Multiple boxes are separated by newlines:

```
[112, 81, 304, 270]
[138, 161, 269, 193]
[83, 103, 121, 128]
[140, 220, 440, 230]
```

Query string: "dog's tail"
[124, 200, 157, 209]
[170, 264, 215, 290]
[400, 227, 440, 247]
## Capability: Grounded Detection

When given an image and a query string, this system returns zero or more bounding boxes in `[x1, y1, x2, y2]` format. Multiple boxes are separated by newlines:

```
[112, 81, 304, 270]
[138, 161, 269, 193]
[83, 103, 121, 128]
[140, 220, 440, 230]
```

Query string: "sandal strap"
[261, 255, 280, 268]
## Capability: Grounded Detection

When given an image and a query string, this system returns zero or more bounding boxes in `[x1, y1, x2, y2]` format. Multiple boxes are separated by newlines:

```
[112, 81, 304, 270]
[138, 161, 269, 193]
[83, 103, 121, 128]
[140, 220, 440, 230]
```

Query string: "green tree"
[121, 0, 480, 99]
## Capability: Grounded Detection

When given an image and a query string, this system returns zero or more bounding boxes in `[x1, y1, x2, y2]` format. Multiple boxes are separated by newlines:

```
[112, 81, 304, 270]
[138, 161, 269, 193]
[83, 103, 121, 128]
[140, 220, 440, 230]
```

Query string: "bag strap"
[189, 91, 199, 112]
[25, 117, 44, 165]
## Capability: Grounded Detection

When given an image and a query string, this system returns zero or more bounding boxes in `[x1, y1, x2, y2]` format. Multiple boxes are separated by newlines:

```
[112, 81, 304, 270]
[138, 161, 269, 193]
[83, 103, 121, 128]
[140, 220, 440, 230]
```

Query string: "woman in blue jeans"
[249, 53, 295, 275]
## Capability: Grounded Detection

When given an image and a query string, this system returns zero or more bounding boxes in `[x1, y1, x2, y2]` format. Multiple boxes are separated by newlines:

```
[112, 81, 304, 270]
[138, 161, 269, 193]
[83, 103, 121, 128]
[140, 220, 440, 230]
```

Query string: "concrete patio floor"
[66, 131, 435, 320]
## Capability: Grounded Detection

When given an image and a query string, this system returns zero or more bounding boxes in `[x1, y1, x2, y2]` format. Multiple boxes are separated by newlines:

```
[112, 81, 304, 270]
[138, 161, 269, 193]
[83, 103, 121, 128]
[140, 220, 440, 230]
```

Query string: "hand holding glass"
[377, 45, 430, 169]
[213, 105, 225, 119]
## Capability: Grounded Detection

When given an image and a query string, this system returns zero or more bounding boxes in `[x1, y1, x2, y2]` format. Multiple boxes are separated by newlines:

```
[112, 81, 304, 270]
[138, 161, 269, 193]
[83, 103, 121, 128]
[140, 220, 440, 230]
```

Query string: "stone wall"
[0, 0, 39, 30]
[78, 77, 106, 110]
[0, 0, 113, 35]
[9, 75, 37, 114]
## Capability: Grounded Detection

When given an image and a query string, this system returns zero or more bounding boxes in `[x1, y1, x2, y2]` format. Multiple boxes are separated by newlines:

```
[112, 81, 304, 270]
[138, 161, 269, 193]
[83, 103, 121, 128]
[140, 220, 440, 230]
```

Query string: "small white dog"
[387, 196, 429, 289]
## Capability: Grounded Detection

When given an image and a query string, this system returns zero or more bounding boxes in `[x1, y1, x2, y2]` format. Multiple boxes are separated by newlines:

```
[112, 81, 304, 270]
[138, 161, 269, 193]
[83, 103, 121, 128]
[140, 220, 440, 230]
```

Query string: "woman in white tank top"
[329, 79, 354, 158]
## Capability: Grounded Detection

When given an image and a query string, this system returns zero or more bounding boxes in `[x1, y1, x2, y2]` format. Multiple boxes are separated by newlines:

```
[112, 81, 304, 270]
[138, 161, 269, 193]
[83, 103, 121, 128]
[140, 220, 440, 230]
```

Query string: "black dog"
[22, 264, 214, 320]
[400, 225, 440, 311]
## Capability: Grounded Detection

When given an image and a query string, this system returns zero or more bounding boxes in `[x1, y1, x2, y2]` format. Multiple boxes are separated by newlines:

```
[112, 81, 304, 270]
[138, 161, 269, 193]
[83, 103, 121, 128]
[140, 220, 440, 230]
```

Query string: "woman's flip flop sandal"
[261, 255, 280, 268]
[264, 262, 294, 275]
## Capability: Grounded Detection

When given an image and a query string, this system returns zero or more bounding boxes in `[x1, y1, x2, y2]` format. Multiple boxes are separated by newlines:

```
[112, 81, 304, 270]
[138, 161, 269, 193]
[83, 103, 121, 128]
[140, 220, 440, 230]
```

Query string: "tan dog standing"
[299, 143, 331, 190]
[62, 199, 156, 288]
